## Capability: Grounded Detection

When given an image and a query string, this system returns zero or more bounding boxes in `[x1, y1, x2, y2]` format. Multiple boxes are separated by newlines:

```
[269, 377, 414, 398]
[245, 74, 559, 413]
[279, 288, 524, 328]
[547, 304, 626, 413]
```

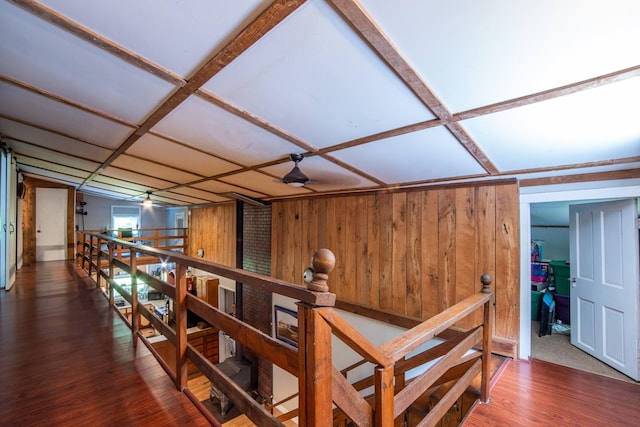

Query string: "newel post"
[298, 249, 335, 426]
[480, 274, 494, 403]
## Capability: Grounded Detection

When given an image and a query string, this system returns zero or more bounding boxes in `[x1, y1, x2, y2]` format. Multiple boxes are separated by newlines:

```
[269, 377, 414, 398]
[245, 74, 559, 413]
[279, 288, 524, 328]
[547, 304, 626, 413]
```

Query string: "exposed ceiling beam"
[328, 0, 499, 175]
[76, 0, 309, 189]
[456, 64, 640, 121]
[520, 167, 640, 187]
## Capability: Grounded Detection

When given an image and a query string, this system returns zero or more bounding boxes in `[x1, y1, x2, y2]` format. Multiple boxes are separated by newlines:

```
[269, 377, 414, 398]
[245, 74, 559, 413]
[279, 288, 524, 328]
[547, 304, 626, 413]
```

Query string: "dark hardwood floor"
[462, 358, 640, 427]
[0, 261, 211, 427]
[3, 261, 639, 427]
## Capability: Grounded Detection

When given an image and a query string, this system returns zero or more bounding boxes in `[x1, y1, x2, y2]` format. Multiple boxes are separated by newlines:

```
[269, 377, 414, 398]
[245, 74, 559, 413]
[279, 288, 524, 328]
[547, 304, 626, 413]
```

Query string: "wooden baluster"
[78, 232, 85, 270]
[480, 274, 493, 403]
[108, 242, 115, 306]
[174, 263, 188, 390]
[298, 249, 335, 426]
[88, 235, 94, 277]
[95, 237, 102, 290]
[130, 249, 139, 339]
[77, 232, 86, 268]
[183, 227, 188, 253]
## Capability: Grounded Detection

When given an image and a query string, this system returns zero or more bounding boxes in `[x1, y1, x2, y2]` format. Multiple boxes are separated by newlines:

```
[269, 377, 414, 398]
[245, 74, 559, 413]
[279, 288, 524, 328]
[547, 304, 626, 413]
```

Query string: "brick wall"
[241, 203, 273, 403]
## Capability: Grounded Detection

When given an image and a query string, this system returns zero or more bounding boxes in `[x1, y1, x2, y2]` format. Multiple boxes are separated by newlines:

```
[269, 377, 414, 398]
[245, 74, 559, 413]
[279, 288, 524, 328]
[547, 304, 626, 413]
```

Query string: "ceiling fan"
[282, 153, 309, 187]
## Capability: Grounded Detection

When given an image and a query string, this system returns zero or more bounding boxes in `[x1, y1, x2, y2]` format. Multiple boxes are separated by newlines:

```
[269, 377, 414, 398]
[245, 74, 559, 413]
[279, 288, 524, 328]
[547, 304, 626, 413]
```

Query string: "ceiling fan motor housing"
[283, 153, 309, 186]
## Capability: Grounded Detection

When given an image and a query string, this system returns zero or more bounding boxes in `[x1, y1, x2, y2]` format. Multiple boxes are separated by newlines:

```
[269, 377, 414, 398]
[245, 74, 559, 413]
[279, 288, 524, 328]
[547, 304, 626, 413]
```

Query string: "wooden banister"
[378, 292, 493, 363]
[322, 274, 494, 426]
[187, 295, 298, 375]
[76, 230, 494, 427]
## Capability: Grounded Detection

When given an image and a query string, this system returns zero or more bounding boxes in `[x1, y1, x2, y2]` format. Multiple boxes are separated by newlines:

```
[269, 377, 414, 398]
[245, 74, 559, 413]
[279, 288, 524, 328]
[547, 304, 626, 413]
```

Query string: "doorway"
[35, 188, 67, 262]
[529, 207, 634, 382]
[520, 183, 640, 381]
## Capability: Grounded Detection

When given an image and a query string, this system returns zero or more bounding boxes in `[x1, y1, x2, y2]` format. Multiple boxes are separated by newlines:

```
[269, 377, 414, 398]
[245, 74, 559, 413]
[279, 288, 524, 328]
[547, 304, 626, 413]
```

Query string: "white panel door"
[35, 188, 67, 261]
[6, 156, 17, 289]
[570, 199, 639, 380]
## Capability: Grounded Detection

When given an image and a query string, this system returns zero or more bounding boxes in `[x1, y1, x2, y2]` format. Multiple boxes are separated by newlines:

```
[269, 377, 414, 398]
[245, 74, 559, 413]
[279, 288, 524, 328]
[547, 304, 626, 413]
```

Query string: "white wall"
[78, 193, 168, 231]
[165, 206, 188, 231]
[531, 226, 570, 262]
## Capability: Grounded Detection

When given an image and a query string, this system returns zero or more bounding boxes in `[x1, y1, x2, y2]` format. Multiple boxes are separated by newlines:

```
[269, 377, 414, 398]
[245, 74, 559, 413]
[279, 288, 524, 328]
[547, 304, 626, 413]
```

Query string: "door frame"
[519, 180, 640, 360]
[35, 187, 68, 262]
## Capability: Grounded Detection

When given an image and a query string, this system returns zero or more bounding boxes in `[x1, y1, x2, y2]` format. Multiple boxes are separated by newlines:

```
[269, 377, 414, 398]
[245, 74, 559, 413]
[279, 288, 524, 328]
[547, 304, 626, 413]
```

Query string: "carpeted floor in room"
[530, 321, 637, 384]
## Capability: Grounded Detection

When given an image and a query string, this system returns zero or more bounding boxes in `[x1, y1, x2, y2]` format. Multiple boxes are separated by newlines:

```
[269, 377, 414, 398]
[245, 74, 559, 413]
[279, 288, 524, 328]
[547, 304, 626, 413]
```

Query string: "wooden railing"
[323, 276, 494, 426]
[76, 230, 493, 427]
[77, 228, 187, 270]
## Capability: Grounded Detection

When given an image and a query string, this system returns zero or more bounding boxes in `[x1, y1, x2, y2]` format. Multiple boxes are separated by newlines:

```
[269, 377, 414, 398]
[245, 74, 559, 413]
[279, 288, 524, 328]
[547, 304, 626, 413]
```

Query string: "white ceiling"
[1, 0, 639, 207]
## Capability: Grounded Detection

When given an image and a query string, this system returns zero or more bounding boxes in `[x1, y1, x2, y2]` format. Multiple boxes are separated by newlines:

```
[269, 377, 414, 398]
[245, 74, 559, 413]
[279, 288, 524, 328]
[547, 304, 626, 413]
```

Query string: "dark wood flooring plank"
[0, 261, 211, 427]
[462, 359, 640, 426]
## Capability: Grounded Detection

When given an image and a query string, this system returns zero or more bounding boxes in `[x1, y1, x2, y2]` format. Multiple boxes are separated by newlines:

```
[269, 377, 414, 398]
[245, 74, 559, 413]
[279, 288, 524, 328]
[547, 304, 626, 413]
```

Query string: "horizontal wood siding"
[188, 204, 236, 267]
[270, 182, 520, 344]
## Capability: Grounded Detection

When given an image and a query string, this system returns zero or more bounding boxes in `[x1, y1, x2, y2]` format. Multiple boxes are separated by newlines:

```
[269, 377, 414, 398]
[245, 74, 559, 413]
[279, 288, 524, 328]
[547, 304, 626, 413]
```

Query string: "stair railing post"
[298, 249, 335, 426]
[480, 274, 494, 403]
[375, 365, 395, 427]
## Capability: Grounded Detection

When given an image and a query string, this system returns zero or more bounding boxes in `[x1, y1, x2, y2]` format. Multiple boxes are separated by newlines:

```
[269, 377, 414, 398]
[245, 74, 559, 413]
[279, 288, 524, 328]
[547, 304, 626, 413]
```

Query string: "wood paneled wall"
[22, 177, 75, 264]
[188, 204, 236, 267]
[271, 181, 520, 344]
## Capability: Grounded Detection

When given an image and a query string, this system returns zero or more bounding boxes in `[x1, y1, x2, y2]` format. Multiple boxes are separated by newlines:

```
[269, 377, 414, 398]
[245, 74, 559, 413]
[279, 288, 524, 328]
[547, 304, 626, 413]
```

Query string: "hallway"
[4, 260, 639, 426]
[0, 261, 210, 426]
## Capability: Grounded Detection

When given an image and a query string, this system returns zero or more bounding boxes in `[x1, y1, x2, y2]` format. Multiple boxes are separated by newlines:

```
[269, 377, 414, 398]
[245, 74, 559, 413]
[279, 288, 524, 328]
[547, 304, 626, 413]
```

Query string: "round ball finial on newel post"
[306, 248, 335, 292]
[480, 274, 492, 293]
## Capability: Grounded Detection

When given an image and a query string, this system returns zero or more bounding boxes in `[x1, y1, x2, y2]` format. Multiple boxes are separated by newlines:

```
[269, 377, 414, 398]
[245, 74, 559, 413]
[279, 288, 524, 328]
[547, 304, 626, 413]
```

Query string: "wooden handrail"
[317, 274, 494, 426]
[79, 230, 335, 306]
[76, 230, 494, 427]
[378, 292, 493, 363]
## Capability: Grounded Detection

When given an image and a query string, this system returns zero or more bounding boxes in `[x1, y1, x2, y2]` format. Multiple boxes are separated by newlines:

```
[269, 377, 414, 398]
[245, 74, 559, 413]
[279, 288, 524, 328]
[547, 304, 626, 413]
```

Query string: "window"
[111, 206, 141, 231]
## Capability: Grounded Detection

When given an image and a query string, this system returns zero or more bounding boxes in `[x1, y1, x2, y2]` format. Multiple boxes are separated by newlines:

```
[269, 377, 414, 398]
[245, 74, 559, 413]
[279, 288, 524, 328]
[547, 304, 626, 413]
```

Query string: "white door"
[6, 157, 17, 288]
[0, 149, 7, 288]
[36, 188, 67, 261]
[570, 199, 639, 380]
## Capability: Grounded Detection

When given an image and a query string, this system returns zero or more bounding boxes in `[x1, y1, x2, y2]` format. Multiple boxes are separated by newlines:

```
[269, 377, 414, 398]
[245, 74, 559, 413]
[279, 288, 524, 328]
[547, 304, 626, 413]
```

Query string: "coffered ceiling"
[1, 0, 639, 207]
